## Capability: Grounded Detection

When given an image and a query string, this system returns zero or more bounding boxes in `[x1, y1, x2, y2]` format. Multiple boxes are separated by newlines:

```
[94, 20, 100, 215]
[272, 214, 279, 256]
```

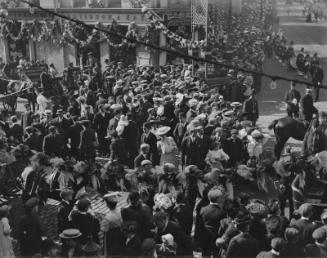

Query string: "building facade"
[0, 0, 171, 72]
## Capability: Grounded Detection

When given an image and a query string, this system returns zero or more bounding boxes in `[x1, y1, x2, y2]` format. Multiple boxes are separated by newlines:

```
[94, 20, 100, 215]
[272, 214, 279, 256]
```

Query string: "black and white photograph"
[0, 0, 327, 257]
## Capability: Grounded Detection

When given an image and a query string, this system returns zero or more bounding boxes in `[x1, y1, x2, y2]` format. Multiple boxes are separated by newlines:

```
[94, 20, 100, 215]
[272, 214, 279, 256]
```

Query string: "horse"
[268, 116, 308, 160]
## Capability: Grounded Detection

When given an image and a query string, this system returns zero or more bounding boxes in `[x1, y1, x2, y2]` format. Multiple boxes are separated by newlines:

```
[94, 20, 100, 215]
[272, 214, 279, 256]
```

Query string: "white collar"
[271, 249, 280, 255]
[301, 216, 310, 221]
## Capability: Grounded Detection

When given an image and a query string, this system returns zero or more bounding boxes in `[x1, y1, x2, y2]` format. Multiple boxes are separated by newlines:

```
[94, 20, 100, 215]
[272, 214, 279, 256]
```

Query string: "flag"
[191, 0, 208, 26]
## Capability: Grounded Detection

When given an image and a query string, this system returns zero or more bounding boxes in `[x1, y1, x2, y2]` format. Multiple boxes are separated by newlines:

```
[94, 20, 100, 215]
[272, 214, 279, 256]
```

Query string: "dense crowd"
[1, 1, 327, 258]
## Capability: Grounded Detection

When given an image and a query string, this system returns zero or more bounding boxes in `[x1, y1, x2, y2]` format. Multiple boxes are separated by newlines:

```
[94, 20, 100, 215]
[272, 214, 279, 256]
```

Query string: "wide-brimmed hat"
[251, 130, 264, 139]
[154, 126, 171, 136]
[103, 192, 119, 203]
[59, 229, 82, 239]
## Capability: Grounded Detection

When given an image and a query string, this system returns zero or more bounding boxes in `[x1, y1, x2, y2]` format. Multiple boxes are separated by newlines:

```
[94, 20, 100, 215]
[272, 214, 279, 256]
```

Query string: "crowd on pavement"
[1, 0, 327, 258]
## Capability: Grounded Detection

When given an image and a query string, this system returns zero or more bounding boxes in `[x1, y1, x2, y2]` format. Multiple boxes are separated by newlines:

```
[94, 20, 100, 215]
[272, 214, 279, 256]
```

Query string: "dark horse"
[268, 116, 308, 160]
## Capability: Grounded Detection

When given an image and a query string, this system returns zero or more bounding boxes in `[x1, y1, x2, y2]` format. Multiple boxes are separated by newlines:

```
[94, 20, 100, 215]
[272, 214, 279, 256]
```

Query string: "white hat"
[110, 104, 123, 110]
[155, 126, 171, 136]
[251, 130, 263, 139]
[189, 98, 199, 107]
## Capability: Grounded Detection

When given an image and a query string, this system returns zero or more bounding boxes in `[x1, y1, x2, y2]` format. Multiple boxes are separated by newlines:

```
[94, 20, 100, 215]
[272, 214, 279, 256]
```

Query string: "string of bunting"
[141, 5, 207, 49]
[17, 0, 327, 90]
[0, 11, 155, 49]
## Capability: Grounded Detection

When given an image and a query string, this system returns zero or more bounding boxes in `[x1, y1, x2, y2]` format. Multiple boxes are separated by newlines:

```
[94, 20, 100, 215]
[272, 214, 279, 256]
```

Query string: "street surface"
[258, 0, 327, 136]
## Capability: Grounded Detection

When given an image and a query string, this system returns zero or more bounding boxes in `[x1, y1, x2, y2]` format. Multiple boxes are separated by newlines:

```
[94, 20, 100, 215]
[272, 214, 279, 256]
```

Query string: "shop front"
[0, 6, 166, 73]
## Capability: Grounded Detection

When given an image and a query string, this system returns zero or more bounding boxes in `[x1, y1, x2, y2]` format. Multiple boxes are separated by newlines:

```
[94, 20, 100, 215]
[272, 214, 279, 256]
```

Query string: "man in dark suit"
[40, 65, 52, 97]
[181, 126, 210, 170]
[290, 203, 318, 245]
[121, 191, 153, 241]
[256, 237, 286, 258]
[225, 215, 260, 258]
[173, 112, 187, 147]
[162, 96, 176, 126]
[199, 188, 226, 257]
[70, 198, 100, 245]
[109, 132, 129, 166]
[141, 122, 159, 165]
[285, 82, 301, 118]
[242, 90, 259, 126]
[226, 129, 246, 167]
[93, 104, 111, 155]
[312, 64, 324, 102]
[24, 126, 43, 152]
[67, 117, 83, 159]
[300, 88, 317, 122]
[79, 120, 97, 162]
[21, 103, 33, 130]
[134, 143, 150, 169]
[57, 189, 74, 234]
[50, 109, 73, 136]
[19, 197, 43, 257]
[9, 115, 23, 144]
[154, 211, 193, 256]
[42, 126, 64, 157]
[304, 227, 327, 257]
[122, 112, 139, 168]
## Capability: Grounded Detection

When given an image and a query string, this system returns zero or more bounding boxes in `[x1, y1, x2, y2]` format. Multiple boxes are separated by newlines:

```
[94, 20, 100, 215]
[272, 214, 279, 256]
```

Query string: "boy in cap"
[290, 203, 318, 245]
[256, 237, 286, 258]
[57, 188, 74, 234]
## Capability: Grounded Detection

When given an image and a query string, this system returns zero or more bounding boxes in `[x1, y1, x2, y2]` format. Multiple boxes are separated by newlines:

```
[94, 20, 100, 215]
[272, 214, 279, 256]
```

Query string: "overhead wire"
[19, 0, 327, 90]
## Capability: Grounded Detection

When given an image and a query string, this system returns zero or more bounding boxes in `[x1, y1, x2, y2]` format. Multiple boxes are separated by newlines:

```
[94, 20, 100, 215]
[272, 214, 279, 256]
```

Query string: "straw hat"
[154, 126, 171, 136]
[59, 229, 82, 239]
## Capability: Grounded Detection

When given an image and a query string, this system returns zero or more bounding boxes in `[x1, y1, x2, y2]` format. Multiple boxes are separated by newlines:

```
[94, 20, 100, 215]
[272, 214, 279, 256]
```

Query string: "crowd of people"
[1, 1, 327, 258]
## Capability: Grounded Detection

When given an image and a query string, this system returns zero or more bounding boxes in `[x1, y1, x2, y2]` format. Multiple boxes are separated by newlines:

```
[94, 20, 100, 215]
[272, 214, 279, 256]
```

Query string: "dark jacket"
[157, 221, 193, 256]
[93, 112, 110, 136]
[22, 169, 49, 203]
[290, 218, 318, 245]
[109, 138, 129, 165]
[79, 128, 96, 161]
[285, 88, 301, 103]
[305, 242, 327, 257]
[9, 123, 23, 143]
[24, 134, 43, 152]
[124, 234, 142, 256]
[140, 131, 159, 165]
[243, 96, 259, 122]
[57, 200, 73, 233]
[256, 251, 280, 258]
[181, 135, 210, 169]
[70, 212, 100, 245]
[121, 203, 153, 240]
[300, 93, 315, 115]
[173, 122, 188, 147]
[42, 133, 64, 157]
[19, 213, 43, 256]
[225, 137, 246, 165]
[225, 232, 260, 258]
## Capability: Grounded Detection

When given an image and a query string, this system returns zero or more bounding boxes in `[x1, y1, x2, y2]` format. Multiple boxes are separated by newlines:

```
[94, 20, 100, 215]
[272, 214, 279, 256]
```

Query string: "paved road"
[258, 0, 327, 137]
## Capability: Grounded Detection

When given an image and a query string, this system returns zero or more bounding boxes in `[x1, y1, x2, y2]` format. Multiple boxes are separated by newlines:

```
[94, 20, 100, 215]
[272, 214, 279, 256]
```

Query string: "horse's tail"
[268, 119, 279, 130]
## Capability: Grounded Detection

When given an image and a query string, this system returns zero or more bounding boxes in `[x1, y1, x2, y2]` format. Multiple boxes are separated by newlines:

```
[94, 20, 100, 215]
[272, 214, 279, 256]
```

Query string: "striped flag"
[191, 0, 208, 26]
